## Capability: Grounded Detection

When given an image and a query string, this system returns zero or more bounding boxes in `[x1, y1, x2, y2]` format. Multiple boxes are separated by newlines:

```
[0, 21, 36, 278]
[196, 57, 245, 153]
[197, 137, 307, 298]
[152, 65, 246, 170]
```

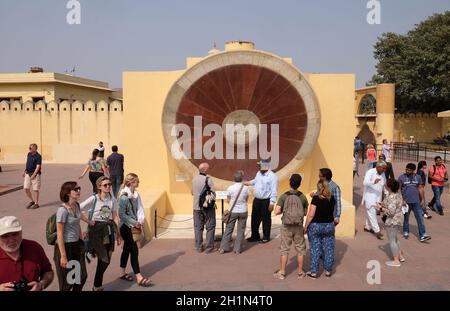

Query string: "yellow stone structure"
[0, 42, 358, 239]
[355, 84, 395, 145]
[355, 84, 446, 144]
[122, 41, 356, 238]
[0, 72, 122, 163]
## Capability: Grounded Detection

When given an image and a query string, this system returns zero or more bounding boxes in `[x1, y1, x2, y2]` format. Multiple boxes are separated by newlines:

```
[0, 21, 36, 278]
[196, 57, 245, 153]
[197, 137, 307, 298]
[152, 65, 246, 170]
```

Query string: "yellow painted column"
[375, 84, 395, 144]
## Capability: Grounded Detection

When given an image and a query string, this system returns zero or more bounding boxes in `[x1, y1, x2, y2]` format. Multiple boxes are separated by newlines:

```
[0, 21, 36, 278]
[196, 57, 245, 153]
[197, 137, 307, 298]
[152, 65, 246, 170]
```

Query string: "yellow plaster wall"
[54, 84, 112, 102]
[0, 83, 55, 102]
[394, 116, 442, 143]
[122, 71, 356, 237]
[0, 103, 123, 163]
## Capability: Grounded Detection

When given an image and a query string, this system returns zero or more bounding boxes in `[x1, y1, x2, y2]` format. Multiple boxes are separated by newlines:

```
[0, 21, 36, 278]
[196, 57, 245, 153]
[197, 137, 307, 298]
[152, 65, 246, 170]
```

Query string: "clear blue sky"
[1, 0, 449, 88]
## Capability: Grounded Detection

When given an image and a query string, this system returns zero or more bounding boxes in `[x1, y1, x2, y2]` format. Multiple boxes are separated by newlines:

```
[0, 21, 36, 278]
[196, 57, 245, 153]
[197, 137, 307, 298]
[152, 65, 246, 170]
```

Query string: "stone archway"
[357, 123, 376, 146]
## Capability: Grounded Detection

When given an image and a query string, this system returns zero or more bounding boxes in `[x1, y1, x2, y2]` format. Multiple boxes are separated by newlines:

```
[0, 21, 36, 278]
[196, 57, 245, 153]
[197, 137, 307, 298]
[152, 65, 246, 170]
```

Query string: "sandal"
[119, 273, 134, 281]
[297, 271, 306, 279]
[306, 271, 318, 279]
[138, 277, 152, 287]
[273, 270, 286, 280]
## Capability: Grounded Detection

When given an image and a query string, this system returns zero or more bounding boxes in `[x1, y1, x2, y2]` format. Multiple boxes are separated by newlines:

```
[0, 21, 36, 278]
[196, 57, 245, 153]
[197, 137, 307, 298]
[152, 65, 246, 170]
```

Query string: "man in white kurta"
[363, 161, 387, 239]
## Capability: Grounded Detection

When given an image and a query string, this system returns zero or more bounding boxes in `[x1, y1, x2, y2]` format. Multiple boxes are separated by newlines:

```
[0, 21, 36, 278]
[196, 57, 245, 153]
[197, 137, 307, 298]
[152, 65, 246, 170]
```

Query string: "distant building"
[0, 68, 122, 103]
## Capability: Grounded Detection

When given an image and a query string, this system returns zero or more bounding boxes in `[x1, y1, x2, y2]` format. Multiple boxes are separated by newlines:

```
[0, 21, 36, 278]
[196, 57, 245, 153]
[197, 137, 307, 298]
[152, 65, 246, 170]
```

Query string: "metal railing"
[357, 142, 449, 163]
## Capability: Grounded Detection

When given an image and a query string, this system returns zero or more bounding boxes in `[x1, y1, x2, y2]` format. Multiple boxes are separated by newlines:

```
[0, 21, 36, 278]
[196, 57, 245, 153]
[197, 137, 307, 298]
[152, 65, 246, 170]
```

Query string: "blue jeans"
[110, 174, 123, 198]
[403, 202, 427, 238]
[307, 223, 335, 274]
[430, 186, 444, 212]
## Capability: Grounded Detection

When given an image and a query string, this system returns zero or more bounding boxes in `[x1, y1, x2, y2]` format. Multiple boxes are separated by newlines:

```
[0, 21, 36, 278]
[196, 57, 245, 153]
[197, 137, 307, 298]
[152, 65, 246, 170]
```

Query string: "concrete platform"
[0, 161, 449, 291]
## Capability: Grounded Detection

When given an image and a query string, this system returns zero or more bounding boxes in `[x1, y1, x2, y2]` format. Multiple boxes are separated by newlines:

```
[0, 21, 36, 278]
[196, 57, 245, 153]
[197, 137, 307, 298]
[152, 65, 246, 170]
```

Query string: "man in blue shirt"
[22, 144, 42, 209]
[398, 163, 431, 242]
[245, 159, 278, 243]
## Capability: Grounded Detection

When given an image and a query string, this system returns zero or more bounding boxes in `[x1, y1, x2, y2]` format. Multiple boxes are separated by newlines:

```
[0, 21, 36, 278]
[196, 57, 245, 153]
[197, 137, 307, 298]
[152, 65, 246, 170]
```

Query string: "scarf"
[119, 186, 145, 224]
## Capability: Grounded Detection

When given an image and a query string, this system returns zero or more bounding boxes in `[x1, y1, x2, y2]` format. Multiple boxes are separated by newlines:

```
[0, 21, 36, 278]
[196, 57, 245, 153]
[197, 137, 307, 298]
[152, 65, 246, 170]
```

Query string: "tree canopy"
[369, 11, 450, 113]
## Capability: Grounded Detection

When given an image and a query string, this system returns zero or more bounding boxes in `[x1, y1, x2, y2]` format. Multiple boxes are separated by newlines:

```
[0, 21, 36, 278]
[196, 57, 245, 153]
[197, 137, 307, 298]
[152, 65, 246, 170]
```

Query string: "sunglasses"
[72, 186, 81, 192]
[101, 183, 112, 188]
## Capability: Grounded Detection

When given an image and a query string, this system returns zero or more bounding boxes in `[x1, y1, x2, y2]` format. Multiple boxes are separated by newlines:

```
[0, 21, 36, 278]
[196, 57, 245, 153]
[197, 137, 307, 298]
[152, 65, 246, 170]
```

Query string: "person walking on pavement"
[428, 156, 447, 216]
[398, 163, 432, 242]
[417, 161, 431, 219]
[106, 145, 124, 197]
[362, 161, 387, 240]
[23, 143, 42, 210]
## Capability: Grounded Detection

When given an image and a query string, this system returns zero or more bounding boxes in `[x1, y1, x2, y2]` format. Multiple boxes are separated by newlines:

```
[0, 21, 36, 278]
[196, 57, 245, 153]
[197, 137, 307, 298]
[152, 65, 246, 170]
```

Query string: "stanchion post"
[154, 209, 157, 238]
[221, 199, 224, 237]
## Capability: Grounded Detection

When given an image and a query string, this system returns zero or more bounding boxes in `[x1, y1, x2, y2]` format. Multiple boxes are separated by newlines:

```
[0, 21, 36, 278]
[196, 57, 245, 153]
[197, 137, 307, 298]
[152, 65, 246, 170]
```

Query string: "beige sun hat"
[0, 216, 22, 236]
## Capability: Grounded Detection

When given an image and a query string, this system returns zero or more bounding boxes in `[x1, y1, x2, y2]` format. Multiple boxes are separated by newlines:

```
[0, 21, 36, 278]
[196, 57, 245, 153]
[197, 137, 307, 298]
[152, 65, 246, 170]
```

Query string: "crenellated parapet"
[0, 99, 123, 112]
[394, 112, 438, 119]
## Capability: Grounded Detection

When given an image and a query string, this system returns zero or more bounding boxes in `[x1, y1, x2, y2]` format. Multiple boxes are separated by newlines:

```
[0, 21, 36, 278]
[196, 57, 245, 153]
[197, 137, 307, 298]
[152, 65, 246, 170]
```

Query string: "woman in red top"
[366, 144, 377, 172]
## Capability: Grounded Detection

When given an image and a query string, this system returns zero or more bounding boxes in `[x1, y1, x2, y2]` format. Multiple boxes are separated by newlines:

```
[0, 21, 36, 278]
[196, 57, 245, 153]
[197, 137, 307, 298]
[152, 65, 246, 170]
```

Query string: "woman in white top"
[219, 170, 250, 254]
[80, 176, 121, 291]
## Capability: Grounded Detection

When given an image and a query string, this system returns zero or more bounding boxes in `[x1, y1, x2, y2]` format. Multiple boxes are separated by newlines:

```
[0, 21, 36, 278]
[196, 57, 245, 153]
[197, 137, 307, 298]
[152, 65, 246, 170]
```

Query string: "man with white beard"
[363, 161, 387, 240]
[0, 216, 54, 291]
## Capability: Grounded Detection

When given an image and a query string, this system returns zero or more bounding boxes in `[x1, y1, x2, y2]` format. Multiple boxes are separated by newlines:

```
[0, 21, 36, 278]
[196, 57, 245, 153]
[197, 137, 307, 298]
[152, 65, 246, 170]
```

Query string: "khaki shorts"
[280, 225, 306, 256]
[24, 174, 41, 191]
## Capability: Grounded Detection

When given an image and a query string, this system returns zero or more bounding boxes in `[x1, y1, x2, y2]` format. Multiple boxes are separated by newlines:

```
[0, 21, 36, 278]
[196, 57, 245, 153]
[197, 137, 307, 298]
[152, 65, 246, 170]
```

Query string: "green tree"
[369, 11, 450, 113]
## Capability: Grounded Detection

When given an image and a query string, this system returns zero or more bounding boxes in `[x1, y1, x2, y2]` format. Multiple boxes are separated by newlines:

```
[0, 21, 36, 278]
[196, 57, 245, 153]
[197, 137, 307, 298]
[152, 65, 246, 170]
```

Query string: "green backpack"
[46, 213, 57, 245]
[282, 191, 307, 226]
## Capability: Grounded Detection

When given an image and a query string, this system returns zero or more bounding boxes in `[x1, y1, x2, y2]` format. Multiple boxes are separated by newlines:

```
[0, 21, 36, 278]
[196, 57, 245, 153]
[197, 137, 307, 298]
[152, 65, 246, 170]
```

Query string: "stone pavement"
[0, 161, 449, 291]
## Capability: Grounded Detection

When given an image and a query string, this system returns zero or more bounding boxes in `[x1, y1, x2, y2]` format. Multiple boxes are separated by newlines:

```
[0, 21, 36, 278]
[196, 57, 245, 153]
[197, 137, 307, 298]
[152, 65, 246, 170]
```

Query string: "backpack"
[199, 176, 216, 209]
[46, 213, 57, 245]
[282, 191, 307, 226]
[46, 202, 84, 246]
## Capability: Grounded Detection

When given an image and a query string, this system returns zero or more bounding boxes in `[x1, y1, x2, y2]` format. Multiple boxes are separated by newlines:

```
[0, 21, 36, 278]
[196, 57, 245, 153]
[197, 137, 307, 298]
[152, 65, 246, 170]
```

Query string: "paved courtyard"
[0, 161, 449, 291]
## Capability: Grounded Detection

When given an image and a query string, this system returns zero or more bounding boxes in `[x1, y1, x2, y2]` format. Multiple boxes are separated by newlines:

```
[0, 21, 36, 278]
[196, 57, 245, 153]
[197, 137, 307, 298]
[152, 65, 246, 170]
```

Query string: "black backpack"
[198, 176, 216, 209]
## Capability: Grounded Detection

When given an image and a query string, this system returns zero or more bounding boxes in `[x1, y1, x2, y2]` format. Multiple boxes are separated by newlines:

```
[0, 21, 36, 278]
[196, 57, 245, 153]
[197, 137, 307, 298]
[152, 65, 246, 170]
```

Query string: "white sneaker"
[399, 255, 406, 262]
[386, 261, 401, 267]
[420, 235, 431, 242]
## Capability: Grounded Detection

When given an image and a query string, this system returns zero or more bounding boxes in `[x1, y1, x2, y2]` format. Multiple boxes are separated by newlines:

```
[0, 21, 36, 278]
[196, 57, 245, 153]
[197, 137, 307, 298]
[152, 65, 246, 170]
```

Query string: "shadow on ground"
[285, 239, 348, 277]
[104, 251, 185, 290]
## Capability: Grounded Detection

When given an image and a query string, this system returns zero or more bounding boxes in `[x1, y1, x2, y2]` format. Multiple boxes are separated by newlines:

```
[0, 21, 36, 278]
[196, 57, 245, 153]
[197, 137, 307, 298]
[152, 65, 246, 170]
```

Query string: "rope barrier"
[157, 215, 193, 222]
[156, 224, 283, 231]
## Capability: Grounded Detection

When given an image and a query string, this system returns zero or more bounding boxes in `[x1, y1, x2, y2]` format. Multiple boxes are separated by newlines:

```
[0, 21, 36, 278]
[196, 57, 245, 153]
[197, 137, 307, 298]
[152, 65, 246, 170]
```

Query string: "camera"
[12, 279, 32, 292]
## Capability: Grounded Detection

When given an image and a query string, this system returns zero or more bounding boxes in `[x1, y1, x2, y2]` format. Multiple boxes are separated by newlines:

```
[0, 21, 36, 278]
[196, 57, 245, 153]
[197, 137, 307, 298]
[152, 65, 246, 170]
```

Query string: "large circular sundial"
[162, 44, 320, 187]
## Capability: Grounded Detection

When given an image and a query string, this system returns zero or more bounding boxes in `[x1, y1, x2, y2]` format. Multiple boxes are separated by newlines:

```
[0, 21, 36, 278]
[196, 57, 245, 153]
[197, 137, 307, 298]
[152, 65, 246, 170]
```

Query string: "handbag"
[223, 184, 244, 224]
[123, 193, 143, 242]
[131, 226, 143, 242]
